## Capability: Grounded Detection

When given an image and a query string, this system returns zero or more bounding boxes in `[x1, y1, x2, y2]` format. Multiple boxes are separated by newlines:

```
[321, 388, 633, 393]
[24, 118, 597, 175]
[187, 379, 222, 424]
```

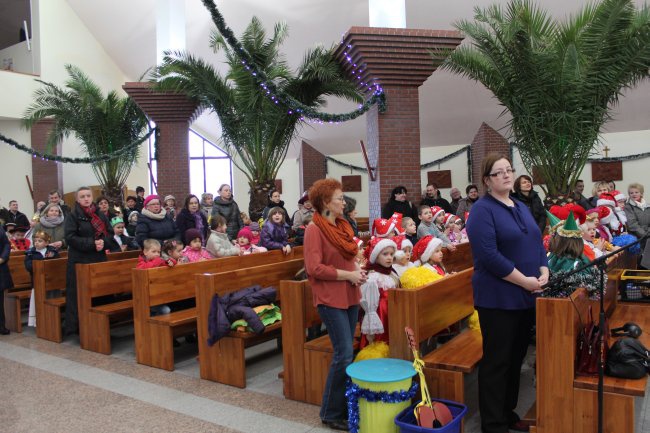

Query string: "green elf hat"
[556, 210, 582, 238]
[110, 216, 124, 227]
[546, 210, 561, 227]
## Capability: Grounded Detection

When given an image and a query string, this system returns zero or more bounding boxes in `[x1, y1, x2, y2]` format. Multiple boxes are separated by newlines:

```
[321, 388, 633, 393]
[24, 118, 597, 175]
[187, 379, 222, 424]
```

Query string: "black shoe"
[322, 419, 349, 431]
[0, 327, 10, 335]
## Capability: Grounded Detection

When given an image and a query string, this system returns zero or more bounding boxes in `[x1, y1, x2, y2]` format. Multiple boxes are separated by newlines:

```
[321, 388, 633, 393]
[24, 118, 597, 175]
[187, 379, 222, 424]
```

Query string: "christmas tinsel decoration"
[199, 0, 386, 122]
[345, 379, 418, 433]
[0, 127, 157, 164]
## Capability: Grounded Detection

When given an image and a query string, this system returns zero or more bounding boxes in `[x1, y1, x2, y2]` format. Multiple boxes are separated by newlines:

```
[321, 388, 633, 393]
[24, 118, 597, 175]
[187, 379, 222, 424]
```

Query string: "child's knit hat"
[430, 206, 445, 221]
[237, 227, 253, 242]
[364, 237, 397, 265]
[249, 222, 261, 232]
[412, 235, 443, 264]
[184, 228, 202, 244]
[143, 194, 160, 208]
[110, 217, 124, 227]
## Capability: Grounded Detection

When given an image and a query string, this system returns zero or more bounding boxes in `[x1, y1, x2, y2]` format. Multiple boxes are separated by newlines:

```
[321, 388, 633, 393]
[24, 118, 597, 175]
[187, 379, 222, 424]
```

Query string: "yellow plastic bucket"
[346, 358, 416, 433]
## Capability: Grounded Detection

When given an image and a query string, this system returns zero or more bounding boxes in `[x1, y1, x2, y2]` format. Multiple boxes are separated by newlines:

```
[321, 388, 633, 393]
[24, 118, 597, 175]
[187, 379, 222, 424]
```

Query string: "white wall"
[0, 40, 35, 75]
[0, 119, 34, 213]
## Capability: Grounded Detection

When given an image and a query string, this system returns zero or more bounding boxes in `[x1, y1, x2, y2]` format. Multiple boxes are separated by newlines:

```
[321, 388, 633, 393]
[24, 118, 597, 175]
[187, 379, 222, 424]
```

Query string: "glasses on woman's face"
[489, 168, 515, 178]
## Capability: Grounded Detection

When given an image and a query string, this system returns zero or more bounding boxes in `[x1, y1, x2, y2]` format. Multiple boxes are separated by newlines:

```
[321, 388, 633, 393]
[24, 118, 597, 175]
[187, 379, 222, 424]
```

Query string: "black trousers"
[0, 288, 5, 329]
[476, 307, 534, 433]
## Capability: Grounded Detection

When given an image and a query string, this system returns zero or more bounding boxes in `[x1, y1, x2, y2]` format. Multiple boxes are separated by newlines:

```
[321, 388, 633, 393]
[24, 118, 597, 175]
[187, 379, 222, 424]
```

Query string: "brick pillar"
[299, 141, 327, 193]
[123, 82, 200, 202]
[335, 28, 463, 220]
[470, 122, 510, 193]
[30, 119, 63, 208]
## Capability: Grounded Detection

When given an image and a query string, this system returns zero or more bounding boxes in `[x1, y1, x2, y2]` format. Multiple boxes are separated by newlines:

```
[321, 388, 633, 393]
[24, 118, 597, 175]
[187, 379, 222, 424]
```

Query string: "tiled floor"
[0, 325, 648, 433]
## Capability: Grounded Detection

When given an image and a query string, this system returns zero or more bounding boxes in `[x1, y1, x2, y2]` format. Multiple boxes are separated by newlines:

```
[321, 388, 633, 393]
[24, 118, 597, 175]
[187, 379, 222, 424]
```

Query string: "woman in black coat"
[64, 187, 111, 336]
[261, 189, 290, 223]
[381, 185, 419, 224]
[0, 226, 13, 334]
[175, 194, 209, 245]
[135, 195, 180, 248]
[511, 175, 547, 234]
[211, 184, 244, 241]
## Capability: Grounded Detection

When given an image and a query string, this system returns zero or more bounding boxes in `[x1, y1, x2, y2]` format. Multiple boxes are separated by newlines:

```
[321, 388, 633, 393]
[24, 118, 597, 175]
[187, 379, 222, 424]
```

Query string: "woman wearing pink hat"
[135, 195, 180, 248]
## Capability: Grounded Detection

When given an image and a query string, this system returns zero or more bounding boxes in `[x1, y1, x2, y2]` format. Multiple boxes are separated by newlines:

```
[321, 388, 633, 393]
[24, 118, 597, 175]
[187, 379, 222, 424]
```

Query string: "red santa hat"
[364, 237, 397, 264]
[430, 206, 445, 221]
[612, 190, 626, 202]
[390, 212, 405, 235]
[598, 206, 614, 224]
[411, 235, 443, 264]
[371, 218, 395, 238]
[392, 235, 412, 259]
[443, 214, 459, 227]
[549, 203, 586, 225]
[596, 193, 616, 208]
[353, 236, 364, 248]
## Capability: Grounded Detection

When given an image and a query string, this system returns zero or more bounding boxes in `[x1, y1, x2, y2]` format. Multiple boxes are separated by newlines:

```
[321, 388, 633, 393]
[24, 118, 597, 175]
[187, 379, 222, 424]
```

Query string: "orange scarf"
[312, 212, 358, 261]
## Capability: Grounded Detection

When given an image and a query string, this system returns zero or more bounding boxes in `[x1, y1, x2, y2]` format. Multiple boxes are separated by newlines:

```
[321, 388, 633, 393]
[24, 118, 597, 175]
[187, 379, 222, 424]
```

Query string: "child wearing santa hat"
[359, 237, 399, 349]
[445, 214, 468, 244]
[392, 235, 415, 277]
[412, 235, 447, 276]
[597, 193, 626, 236]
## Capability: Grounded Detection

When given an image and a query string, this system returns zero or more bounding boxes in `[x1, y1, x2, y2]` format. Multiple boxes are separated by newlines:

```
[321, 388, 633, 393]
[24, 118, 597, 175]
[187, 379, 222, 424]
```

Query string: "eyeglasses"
[488, 168, 516, 178]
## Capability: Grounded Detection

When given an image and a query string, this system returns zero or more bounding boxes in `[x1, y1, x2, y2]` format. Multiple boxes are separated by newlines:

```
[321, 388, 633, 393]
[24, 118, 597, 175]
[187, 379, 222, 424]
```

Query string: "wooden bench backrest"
[388, 267, 474, 360]
[77, 258, 139, 299]
[442, 242, 473, 273]
[8, 251, 32, 288]
[132, 247, 303, 308]
[356, 217, 369, 233]
[536, 288, 589, 432]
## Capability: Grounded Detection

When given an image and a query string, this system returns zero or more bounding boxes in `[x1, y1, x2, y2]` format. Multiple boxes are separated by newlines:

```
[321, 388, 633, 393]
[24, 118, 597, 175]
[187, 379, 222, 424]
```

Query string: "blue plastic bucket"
[394, 399, 468, 433]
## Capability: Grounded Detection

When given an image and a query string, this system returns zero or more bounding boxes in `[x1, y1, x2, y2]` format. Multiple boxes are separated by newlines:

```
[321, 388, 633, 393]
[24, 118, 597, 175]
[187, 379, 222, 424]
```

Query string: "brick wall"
[155, 121, 190, 203]
[30, 119, 63, 208]
[368, 85, 422, 219]
[470, 122, 510, 193]
[300, 141, 327, 194]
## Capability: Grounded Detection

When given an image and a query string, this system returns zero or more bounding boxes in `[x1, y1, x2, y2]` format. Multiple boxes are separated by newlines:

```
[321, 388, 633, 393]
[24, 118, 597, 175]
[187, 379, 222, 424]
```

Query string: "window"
[148, 128, 233, 197]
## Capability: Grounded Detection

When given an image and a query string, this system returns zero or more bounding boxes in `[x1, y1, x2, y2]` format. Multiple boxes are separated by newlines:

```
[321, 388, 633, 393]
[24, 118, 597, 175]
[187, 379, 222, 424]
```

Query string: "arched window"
[148, 129, 233, 196]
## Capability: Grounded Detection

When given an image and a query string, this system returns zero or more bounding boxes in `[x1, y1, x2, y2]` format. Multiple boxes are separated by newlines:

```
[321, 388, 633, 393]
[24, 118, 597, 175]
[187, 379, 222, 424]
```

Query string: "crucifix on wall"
[602, 145, 611, 158]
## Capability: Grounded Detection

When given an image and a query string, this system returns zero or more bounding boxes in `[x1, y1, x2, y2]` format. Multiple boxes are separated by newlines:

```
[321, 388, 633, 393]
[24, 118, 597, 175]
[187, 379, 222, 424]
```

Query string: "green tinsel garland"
[199, 0, 386, 121]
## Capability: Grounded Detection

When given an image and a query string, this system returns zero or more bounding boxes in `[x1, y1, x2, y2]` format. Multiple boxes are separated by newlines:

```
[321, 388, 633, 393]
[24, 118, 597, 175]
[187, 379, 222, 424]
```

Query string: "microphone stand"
[542, 234, 647, 433]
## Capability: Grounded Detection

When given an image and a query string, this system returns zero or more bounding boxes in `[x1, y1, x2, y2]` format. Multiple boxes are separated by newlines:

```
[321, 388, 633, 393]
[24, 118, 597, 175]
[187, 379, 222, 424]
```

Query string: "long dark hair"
[183, 194, 200, 211]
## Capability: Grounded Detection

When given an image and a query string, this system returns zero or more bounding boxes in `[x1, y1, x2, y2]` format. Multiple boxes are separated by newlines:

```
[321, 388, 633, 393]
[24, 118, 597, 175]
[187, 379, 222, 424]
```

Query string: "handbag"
[575, 305, 609, 376]
[606, 337, 650, 379]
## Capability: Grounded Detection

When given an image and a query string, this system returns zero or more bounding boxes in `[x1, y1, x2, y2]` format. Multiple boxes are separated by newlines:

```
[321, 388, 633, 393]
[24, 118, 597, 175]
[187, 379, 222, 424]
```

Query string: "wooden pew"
[388, 268, 481, 404]
[33, 251, 139, 343]
[280, 279, 362, 405]
[536, 253, 648, 433]
[5, 250, 33, 332]
[442, 241, 473, 273]
[131, 248, 303, 371]
[195, 259, 305, 388]
[76, 257, 140, 354]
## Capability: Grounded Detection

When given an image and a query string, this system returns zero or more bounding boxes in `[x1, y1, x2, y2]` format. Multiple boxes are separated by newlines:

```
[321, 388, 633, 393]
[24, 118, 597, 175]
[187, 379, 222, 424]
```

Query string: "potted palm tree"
[23, 65, 150, 206]
[440, 0, 650, 205]
[153, 17, 362, 219]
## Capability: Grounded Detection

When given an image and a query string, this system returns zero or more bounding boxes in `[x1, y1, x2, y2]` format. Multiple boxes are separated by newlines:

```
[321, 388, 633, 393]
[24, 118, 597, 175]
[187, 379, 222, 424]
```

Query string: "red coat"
[136, 255, 168, 269]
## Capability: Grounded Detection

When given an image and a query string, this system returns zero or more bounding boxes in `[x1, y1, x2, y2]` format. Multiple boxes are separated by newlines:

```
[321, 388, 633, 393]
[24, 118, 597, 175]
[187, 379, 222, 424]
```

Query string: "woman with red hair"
[303, 178, 367, 431]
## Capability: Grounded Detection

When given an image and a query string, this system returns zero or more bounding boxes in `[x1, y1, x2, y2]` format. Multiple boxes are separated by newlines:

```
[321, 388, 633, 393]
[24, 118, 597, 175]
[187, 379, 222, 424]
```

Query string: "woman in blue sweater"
[466, 154, 548, 433]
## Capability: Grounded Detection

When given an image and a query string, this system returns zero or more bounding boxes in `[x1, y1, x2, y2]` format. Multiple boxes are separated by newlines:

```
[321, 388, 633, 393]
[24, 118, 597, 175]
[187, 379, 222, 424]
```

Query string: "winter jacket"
[24, 246, 60, 277]
[261, 200, 290, 223]
[105, 234, 140, 253]
[181, 246, 213, 262]
[381, 200, 419, 225]
[260, 221, 289, 250]
[420, 196, 453, 214]
[206, 231, 240, 258]
[211, 197, 244, 241]
[175, 208, 209, 244]
[136, 255, 168, 269]
[135, 212, 180, 248]
[32, 221, 66, 249]
[207, 285, 277, 345]
[511, 190, 547, 235]
[4, 210, 30, 229]
[456, 197, 477, 221]
[65, 203, 110, 264]
[0, 227, 13, 290]
[291, 208, 315, 231]
[625, 199, 650, 249]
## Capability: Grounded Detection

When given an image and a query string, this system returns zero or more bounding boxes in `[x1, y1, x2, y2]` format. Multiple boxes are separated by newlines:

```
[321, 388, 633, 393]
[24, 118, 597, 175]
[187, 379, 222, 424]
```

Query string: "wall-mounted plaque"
[591, 161, 622, 182]
[342, 175, 362, 192]
[427, 170, 452, 188]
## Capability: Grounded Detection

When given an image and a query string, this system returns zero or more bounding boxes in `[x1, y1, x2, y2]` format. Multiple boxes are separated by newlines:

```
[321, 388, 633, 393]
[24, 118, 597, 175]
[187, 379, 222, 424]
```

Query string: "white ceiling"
[66, 0, 650, 158]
